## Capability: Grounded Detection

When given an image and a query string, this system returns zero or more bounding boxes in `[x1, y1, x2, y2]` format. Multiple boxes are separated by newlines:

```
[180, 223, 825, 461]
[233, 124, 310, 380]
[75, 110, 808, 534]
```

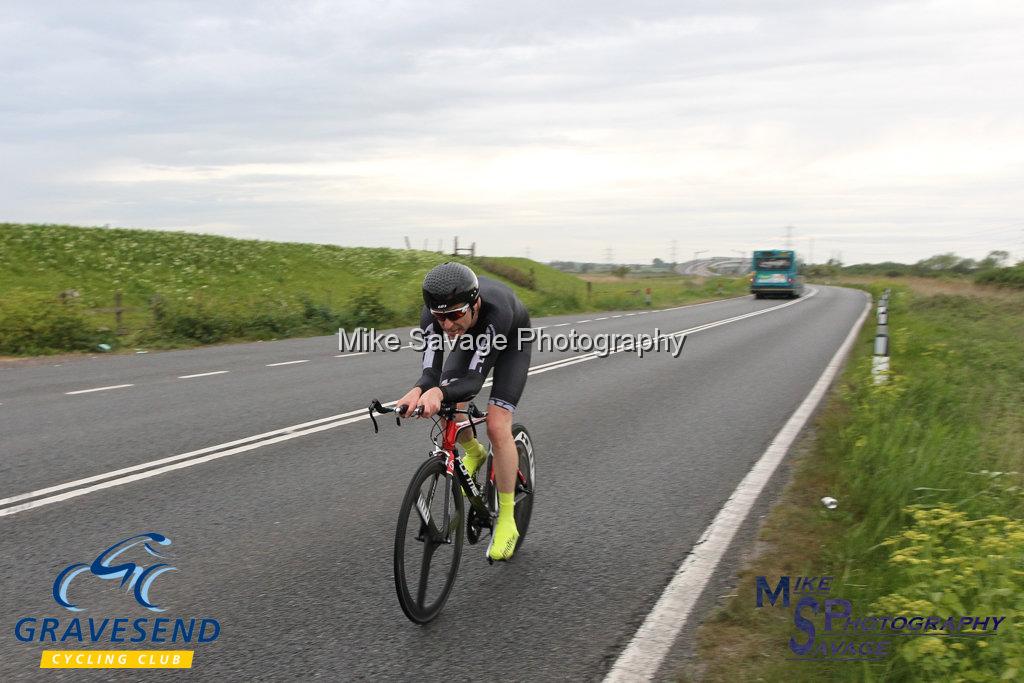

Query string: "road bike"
[368, 399, 536, 624]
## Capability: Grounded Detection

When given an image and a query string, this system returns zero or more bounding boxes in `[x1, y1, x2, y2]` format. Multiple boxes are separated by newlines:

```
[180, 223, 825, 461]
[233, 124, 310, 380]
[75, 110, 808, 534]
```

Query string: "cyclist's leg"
[486, 327, 531, 492]
[439, 349, 486, 474]
[485, 332, 531, 560]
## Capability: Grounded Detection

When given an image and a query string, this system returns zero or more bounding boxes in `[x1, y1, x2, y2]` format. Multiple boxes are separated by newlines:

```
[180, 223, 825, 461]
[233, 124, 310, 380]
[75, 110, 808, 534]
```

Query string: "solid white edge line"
[178, 371, 229, 379]
[0, 291, 815, 517]
[603, 290, 871, 682]
[64, 384, 134, 395]
[266, 360, 309, 367]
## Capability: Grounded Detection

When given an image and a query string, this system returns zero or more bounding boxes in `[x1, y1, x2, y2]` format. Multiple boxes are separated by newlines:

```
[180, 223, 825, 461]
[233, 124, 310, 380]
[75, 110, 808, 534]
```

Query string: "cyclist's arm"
[413, 308, 444, 392]
[438, 317, 507, 403]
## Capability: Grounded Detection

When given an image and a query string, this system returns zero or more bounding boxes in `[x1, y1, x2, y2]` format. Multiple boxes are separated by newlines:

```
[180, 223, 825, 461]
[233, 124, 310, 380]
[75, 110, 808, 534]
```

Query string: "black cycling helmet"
[422, 262, 479, 310]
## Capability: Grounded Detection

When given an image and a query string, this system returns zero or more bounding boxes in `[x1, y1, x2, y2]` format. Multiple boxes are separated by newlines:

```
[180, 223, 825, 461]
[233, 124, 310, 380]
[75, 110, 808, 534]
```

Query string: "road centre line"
[64, 384, 134, 395]
[0, 406, 371, 511]
[1, 293, 816, 518]
[0, 413, 376, 518]
[604, 289, 869, 681]
[58, 299, 745, 397]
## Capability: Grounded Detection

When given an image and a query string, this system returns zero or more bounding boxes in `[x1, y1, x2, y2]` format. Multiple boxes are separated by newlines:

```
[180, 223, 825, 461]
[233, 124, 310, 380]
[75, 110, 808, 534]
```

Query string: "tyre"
[511, 424, 536, 549]
[393, 456, 464, 624]
[754, 292, 764, 299]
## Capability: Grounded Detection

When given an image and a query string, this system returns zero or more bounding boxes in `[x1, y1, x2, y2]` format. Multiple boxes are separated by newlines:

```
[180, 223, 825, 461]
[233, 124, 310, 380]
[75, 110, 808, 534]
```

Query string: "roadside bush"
[475, 257, 536, 289]
[975, 265, 1024, 289]
[300, 296, 341, 329]
[348, 289, 395, 327]
[152, 303, 236, 344]
[873, 503, 1024, 680]
[0, 298, 110, 354]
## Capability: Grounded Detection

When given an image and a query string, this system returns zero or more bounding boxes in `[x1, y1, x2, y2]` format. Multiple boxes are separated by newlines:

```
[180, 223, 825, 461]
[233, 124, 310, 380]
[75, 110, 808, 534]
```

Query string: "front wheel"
[394, 457, 464, 624]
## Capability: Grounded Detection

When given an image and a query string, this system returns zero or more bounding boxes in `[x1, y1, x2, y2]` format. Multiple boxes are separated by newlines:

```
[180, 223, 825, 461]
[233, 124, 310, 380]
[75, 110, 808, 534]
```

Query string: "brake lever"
[368, 400, 381, 433]
[368, 399, 397, 434]
[468, 402, 480, 438]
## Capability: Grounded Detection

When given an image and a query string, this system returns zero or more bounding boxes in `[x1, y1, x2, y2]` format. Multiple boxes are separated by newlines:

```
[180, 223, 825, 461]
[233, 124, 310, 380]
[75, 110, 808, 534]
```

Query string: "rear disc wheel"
[482, 424, 536, 552]
[511, 424, 536, 549]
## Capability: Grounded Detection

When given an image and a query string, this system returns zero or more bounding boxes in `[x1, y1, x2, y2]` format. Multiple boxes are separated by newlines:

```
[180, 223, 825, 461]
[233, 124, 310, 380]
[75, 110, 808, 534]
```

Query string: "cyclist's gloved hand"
[416, 387, 444, 418]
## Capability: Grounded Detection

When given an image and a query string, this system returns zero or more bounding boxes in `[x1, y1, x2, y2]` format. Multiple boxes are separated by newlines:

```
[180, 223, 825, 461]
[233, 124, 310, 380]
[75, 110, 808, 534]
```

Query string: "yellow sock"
[462, 439, 487, 477]
[498, 491, 515, 518]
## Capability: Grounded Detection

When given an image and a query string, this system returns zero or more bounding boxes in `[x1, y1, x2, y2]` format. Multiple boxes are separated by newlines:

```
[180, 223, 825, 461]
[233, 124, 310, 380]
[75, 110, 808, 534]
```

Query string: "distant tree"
[951, 258, 977, 274]
[978, 250, 1010, 269]
[915, 253, 961, 272]
[652, 257, 665, 267]
[913, 252, 982, 275]
[612, 265, 630, 278]
[579, 263, 592, 274]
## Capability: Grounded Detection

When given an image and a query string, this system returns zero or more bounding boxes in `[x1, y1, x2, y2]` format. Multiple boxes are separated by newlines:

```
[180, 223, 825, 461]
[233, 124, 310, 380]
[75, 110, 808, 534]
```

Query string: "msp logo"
[53, 533, 176, 612]
[13, 531, 221, 670]
[756, 575, 1008, 662]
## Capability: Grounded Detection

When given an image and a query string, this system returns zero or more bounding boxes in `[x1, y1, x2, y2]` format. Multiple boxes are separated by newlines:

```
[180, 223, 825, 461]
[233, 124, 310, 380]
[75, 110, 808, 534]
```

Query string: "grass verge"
[0, 223, 746, 356]
[689, 279, 1024, 682]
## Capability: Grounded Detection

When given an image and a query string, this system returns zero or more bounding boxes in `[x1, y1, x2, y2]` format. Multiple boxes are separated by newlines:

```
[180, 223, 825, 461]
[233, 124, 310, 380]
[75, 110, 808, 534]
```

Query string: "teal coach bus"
[750, 249, 804, 299]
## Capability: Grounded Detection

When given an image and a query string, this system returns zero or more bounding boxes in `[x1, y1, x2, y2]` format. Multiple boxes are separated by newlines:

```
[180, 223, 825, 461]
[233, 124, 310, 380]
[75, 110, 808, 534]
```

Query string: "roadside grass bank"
[688, 280, 1024, 682]
[0, 223, 745, 356]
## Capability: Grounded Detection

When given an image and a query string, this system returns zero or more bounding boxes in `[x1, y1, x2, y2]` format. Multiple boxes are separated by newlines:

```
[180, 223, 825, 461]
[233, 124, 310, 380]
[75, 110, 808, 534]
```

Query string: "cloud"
[2, 0, 1023, 263]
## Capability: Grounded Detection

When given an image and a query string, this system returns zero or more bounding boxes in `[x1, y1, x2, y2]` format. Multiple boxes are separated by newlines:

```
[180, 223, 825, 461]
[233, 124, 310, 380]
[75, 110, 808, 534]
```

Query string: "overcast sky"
[2, 1, 1022, 264]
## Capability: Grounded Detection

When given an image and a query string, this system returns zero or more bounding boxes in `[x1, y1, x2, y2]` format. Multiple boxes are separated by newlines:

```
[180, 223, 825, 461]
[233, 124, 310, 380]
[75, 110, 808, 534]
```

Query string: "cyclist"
[395, 262, 532, 561]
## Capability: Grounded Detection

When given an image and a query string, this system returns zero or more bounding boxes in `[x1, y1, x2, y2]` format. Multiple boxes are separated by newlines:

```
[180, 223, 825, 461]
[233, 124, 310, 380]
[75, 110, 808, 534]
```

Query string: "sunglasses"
[430, 302, 472, 322]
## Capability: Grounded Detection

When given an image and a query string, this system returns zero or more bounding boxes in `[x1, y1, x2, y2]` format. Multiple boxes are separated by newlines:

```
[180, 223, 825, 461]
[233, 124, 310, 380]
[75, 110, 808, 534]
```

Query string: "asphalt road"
[0, 286, 867, 681]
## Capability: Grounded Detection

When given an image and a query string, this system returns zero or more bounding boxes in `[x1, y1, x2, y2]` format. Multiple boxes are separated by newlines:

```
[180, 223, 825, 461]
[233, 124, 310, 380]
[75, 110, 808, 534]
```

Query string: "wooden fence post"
[115, 291, 126, 335]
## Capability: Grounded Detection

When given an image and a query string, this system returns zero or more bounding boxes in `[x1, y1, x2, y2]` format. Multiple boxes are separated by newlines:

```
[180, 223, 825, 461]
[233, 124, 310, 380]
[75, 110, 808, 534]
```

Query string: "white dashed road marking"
[65, 384, 134, 396]
[266, 360, 310, 367]
[178, 371, 229, 379]
[3, 292, 819, 518]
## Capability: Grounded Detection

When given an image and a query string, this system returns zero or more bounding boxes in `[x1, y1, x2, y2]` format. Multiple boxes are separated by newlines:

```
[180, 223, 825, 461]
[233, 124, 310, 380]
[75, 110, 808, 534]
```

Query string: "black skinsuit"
[414, 277, 532, 412]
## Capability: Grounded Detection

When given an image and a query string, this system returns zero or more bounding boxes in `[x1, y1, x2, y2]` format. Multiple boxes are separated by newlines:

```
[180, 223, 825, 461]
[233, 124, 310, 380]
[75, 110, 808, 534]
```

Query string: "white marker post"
[872, 299, 890, 383]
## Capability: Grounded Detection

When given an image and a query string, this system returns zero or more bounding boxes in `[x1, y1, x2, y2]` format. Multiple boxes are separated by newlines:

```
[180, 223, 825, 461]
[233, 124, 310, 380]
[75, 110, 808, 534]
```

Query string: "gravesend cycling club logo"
[53, 532, 176, 612]
[12, 532, 221, 670]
